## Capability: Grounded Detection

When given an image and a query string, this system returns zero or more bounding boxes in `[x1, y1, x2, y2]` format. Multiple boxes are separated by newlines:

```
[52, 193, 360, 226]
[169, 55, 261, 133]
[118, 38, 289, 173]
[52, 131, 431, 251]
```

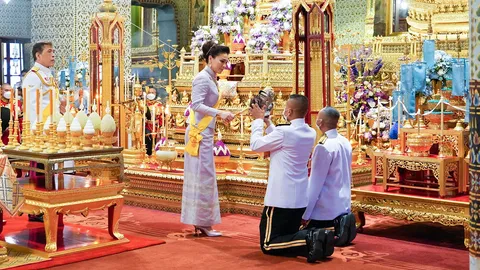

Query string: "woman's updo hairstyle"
[201, 40, 230, 63]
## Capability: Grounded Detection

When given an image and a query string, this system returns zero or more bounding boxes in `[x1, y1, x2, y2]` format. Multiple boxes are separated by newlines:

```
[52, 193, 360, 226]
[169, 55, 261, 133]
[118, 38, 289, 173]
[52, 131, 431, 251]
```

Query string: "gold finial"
[99, 0, 116, 12]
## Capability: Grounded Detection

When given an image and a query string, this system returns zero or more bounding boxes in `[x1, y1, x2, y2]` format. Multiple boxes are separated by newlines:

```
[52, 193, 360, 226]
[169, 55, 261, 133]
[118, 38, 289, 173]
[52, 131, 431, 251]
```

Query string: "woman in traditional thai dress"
[181, 41, 234, 236]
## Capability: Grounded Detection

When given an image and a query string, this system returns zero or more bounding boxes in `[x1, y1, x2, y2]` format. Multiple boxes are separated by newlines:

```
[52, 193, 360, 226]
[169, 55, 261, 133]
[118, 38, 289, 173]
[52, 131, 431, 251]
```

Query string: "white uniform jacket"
[250, 118, 316, 209]
[302, 129, 352, 221]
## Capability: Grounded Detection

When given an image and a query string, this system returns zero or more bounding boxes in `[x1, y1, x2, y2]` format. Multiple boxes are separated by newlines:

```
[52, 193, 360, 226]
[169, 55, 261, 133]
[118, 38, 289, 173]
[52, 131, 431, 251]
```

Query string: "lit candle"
[9, 88, 13, 122]
[96, 94, 100, 114]
[66, 88, 70, 113]
[14, 88, 18, 121]
[49, 89, 53, 120]
[86, 93, 89, 114]
[23, 88, 27, 121]
[36, 89, 40, 124]
[357, 110, 362, 140]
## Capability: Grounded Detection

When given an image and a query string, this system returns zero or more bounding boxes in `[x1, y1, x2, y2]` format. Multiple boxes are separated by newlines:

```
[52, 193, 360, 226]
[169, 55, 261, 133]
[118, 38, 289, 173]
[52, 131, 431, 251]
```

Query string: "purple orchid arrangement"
[246, 23, 281, 53]
[350, 80, 388, 115]
[268, 0, 293, 32]
[211, 3, 241, 35]
[347, 47, 386, 115]
[190, 26, 219, 52]
[231, 0, 257, 20]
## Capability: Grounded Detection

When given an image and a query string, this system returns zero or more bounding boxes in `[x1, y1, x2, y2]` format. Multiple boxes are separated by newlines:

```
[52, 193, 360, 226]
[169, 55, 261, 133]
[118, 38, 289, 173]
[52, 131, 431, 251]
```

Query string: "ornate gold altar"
[121, 0, 374, 215]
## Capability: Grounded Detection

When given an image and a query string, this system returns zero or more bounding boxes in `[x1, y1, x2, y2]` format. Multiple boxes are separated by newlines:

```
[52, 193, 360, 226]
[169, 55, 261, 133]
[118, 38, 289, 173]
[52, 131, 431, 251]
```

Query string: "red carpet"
[37, 206, 468, 270]
[1, 215, 164, 270]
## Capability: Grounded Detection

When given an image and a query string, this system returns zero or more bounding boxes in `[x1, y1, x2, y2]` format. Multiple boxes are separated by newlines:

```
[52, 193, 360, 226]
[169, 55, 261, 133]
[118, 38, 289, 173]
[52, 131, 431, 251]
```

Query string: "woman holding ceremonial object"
[181, 41, 234, 236]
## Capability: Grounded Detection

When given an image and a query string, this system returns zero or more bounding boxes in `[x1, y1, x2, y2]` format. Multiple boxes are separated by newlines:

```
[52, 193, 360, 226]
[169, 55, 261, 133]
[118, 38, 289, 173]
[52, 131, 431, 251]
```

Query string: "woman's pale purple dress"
[181, 66, 221, 227]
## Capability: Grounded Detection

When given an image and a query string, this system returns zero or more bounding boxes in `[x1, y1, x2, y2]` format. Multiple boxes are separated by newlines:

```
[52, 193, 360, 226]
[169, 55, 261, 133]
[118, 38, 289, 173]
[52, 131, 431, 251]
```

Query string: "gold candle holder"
[140, 144, 149, 168]
[64, 123, 72, 152]
[31, 122, 43, 152]
[44, 123, 57, 154]
[454, 120, 464, 131]
[403, 119, 413, 129]
[355, 135, 366, 165]
[4, 119, 15, 149]
[70, 131, 82, 150]
[92, 132, 100, 149]
[18, 120, 30, 150]
[83, 133, 94, 150]
[96, 131, 103, 149]
[236, 135, 246, 174]
[12, 119, 20, 148]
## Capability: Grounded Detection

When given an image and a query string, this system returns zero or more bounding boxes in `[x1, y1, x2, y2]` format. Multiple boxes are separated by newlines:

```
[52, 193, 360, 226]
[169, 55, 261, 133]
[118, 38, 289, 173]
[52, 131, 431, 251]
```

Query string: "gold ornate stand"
[1, 148, 128, 256]
[383, 154, 459, 198]
[4, 148, 125, 191]
[15, 178, 126, 256]
[351, 188, 469, 247]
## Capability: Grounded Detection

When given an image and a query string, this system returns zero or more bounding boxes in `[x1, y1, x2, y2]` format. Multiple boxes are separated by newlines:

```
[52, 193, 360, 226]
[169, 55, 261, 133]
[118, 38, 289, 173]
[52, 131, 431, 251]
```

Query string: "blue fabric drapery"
[452, 58, 465, 97]
[401, 64, 415, 118]
[413, 62, 427, 95]
[60, 71, 66, 89]
[423, 40, 435, 69]
[69, 56, 76, 90]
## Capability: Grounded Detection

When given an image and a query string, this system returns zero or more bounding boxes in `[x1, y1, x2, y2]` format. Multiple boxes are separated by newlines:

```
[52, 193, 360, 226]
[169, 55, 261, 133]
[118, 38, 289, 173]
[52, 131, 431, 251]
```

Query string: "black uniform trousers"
[259, 206, 309, 257]
[305, 219, 335, 230]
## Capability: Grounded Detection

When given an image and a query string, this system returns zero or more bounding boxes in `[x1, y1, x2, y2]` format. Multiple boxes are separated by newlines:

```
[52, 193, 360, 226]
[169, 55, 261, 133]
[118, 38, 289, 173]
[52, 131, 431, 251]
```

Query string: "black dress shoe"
[305, 228, 335, 263]
[28, 214, 44, 223]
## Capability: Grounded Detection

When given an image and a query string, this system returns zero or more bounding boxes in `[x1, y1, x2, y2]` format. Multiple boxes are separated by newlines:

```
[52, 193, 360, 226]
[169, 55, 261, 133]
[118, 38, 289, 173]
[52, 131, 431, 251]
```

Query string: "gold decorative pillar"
[364, 0, 375, 38]
[469, 0, 480, 268]
[89, 0, 127, 147]
[293, 0, 334, 126]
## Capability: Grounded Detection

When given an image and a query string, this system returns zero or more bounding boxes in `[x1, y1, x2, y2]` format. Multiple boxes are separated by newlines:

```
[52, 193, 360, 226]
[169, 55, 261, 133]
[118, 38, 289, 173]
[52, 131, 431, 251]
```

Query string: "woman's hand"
[218, 110, 234, 122]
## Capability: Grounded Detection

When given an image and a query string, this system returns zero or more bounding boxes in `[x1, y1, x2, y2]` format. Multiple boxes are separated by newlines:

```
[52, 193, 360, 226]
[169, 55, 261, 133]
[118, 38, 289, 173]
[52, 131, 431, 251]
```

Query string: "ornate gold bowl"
[214, 155, 231, 173]
[424, 111, 455, 129]
[155, 146, 177, 171]
[406, 133, 433, 157]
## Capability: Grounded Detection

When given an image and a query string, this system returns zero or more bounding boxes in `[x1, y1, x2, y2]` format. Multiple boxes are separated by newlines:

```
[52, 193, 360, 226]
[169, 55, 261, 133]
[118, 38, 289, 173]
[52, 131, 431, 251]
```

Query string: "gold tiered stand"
[2, 147, 127, 256]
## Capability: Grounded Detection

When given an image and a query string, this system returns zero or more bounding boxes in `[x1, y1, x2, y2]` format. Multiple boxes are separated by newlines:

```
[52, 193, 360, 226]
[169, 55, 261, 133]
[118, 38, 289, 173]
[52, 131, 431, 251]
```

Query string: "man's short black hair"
[289, 94, 309, 117]
[321, 106, 340, 129]
[32, 42, 53, 61]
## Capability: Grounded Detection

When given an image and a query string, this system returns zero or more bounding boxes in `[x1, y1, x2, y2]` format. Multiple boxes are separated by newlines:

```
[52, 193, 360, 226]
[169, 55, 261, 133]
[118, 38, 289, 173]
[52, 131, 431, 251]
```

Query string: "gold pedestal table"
[1, 148, 127, 256]
[3, 148, 125, 191]
[383, 154, 459, 198]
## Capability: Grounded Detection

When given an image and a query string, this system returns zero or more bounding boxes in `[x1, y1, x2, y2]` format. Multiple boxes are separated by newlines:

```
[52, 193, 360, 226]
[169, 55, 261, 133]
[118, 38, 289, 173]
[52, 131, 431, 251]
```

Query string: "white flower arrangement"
[246, 23, 281, 53]
[231, 0, 257, 20]
[211, 3, 241, 35]
[268, 0, 293, 32]
[190, 26, 219, 52]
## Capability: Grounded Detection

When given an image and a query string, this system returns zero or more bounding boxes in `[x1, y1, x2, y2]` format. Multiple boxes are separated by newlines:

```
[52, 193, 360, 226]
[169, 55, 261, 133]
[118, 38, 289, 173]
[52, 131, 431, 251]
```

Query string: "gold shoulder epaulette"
[31, 66, 40, 72]
[318, 134, 328, 145]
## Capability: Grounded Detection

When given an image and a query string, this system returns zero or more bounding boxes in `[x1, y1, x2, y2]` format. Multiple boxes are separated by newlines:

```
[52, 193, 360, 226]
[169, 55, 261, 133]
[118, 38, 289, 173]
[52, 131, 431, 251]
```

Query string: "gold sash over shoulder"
[26, 67, 60, 122]
[184, 91, 222, 157]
